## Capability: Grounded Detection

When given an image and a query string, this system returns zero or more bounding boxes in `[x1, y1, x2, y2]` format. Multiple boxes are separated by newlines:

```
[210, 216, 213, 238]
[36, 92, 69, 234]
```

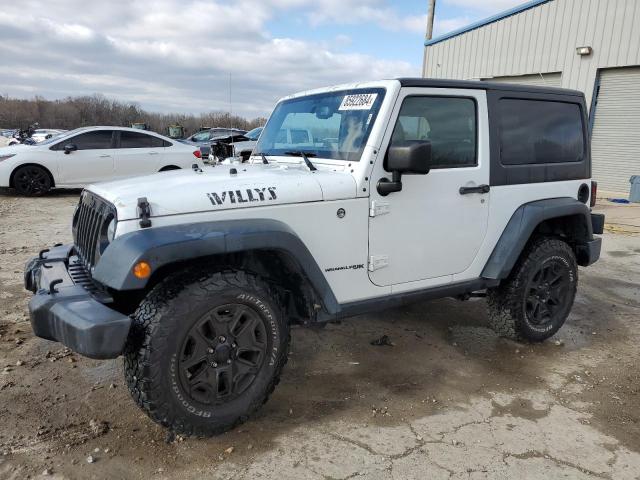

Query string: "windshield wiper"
[284, 151, 317, 171]
[252, 152, 270, 164]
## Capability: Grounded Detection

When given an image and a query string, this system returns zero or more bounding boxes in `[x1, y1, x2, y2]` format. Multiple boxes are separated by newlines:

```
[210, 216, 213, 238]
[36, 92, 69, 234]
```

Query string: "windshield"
[255, 88, 385, 161]
[245, 127, 263, 140]
[38, 127, 88, 145]
[191, 131, 210, 142]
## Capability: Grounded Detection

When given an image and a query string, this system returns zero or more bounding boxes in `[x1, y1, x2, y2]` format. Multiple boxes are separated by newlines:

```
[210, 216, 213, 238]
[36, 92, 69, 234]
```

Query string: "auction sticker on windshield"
[339, 93, 378, 111]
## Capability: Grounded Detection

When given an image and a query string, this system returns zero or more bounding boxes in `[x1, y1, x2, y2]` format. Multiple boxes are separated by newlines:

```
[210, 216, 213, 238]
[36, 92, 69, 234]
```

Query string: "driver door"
[368, 88, 490, 288]
[55, 130, 116, 185]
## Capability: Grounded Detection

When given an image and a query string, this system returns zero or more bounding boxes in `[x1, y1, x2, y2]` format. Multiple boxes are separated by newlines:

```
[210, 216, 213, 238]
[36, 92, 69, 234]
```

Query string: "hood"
[230, 139, 256, 152]
[87, 162, 357, 221]
[0, 144, 28, 154]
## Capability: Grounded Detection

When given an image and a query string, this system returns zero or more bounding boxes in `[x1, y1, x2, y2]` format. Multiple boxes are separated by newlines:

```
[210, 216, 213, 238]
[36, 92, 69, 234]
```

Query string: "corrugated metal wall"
[591, 67, 640, 193]
[423, 0, 640, 110]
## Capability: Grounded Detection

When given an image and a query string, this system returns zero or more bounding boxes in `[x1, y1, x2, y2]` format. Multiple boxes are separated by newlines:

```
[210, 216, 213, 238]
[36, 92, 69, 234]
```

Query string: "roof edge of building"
[424, 0, 552, 47]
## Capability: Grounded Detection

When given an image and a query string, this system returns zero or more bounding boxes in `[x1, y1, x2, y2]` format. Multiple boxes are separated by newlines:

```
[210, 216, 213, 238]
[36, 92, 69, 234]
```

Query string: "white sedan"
[0, 126, 205, 195]
[31, 129, 67, 143]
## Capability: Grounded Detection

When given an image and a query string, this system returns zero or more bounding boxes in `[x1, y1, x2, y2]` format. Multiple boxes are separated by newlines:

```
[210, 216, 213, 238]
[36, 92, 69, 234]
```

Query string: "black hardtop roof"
[397, 78, 584, 98]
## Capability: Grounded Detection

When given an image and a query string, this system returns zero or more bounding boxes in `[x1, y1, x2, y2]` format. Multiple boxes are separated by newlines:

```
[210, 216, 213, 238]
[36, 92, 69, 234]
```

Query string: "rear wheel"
[124, 270, 290, 437]
[487, 237, 577, 342]
[13, 165, 52, 196]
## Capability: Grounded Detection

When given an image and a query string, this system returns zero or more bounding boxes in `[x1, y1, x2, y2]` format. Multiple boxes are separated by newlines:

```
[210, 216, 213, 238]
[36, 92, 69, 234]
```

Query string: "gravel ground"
[0, 191, 639, 480]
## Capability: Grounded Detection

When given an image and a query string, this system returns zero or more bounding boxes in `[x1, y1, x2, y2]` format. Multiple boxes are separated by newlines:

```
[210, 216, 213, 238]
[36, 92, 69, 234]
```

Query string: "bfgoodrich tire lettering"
[123, 269, 290, 437]
[486, 237, 577, 342]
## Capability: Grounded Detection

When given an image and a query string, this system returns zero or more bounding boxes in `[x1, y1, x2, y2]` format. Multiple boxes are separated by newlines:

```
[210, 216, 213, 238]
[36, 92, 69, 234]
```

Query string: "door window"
[119, 131, 165, 148]
[391, 96, 477, 168]
[65, 130, 114, 150]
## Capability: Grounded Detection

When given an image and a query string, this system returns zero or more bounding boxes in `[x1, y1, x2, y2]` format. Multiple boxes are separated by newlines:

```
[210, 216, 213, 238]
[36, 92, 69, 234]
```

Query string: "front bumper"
[25, 244, 131, 359]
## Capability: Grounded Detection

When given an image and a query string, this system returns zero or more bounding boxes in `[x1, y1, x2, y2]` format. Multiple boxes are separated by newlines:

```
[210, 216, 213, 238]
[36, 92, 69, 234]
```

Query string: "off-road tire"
[486, 237, 577, 342]
[12, 165, 52, 196]
[123, 270, 290, 437]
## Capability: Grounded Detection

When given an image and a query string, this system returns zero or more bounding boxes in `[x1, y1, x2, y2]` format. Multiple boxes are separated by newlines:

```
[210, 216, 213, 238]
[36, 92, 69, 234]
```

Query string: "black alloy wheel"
[524, 259, 571, 329]
[486, 237, 577, 342]
[178, 304, 268, 405]
[13, 165, 52, 196]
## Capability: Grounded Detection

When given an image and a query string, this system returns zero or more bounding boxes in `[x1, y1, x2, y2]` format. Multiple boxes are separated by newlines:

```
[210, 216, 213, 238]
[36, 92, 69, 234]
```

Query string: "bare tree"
[0, 94, 266, 135]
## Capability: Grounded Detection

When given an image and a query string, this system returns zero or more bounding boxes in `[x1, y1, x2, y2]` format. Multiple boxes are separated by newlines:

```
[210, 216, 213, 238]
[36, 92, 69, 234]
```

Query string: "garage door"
[483, 72, 562, 88]
[591, 67, 640, 194]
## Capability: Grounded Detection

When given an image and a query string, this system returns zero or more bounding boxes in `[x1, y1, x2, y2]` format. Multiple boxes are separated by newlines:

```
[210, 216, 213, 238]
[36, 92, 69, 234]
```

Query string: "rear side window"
[119, 131, 165, 148]
[499, 99, 584, 165]
[64, 131, 114, 150]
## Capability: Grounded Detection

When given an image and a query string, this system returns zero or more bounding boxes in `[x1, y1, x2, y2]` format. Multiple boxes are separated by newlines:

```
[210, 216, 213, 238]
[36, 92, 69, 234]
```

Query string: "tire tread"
[123, 269, 290, 437]
[486, 237, 577, 342]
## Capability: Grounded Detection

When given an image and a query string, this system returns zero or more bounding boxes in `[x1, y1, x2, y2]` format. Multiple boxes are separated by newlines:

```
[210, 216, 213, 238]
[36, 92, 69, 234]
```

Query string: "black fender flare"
[481, 197, 594, 280]
[92, 219, 339, 314]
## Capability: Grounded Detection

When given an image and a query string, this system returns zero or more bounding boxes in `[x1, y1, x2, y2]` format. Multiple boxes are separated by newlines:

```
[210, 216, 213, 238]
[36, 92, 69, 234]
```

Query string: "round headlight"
[107, 218, 117, 242]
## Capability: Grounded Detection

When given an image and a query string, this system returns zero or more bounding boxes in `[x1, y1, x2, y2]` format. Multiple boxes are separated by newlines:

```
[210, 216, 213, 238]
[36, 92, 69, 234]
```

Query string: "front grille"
[68, 257, 99, 293]
[72, 191, 116, 272]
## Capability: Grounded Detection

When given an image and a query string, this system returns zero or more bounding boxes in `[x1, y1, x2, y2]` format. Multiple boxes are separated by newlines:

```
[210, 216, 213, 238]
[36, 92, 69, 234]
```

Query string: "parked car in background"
[0, 126, 204, 195]
[31, 129, 67, 143]
[204, 131, 256, 163]
[182, 128, 248, 162]
[225, 126, 263, 162]
[183, 128, 247, 146]
[0, 130, 14, 147]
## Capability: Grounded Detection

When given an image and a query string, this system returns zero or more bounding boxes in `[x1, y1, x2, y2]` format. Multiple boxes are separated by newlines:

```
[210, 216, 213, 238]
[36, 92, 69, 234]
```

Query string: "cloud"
[302, 0, 426, 33]
[0, 0, 419, 118]
[433, 16, 474, 37]
[444, 0, 529, 14]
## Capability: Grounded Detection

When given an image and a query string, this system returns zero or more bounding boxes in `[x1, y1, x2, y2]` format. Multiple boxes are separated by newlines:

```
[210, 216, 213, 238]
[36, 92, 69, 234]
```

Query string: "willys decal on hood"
[87, 163, 357, 221]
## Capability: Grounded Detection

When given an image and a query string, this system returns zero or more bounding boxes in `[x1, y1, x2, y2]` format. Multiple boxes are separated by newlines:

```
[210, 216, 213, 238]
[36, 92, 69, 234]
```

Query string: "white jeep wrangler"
[25, 78, 604, 436]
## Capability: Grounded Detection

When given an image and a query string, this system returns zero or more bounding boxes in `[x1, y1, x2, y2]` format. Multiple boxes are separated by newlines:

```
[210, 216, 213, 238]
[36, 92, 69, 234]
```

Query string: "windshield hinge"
[369, 200, 390, 217]
[137, 197, 152, 229]
[368, 255, 389, 272]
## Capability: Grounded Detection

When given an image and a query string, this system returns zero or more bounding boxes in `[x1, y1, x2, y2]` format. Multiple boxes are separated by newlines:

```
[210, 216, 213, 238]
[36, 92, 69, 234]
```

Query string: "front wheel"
[487, 237, 577, 342]
[13, 165, 52, 196]
[124, 270, 290, 437]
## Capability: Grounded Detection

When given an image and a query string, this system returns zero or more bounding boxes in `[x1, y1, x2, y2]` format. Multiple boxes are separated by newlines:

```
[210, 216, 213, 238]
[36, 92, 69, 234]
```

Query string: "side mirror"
[63, 144, 77, 154]
[378, 141, 431, 196]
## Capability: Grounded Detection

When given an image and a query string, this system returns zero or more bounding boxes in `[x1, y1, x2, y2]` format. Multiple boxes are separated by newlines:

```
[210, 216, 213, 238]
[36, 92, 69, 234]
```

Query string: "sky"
[0, 0, 528, 119]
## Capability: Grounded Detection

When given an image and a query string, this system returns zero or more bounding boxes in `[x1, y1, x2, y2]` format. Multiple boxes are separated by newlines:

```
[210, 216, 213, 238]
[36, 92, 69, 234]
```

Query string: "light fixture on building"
[576, 46, 593, 56]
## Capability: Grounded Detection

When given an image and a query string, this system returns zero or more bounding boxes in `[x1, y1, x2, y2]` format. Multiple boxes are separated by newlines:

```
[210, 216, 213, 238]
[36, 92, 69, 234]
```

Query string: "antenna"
[229, 72, 235, 161]
[228, 72, 232, 119]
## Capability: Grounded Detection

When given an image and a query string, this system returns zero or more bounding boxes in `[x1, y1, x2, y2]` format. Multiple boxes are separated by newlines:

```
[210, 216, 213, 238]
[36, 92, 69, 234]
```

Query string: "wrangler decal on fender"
[325, 264, 365, 273]
[207, 187, 277, 206]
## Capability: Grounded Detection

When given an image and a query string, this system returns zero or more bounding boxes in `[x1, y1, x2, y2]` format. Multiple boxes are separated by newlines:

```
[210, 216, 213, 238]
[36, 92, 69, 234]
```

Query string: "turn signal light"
[133, 261, 152, 279]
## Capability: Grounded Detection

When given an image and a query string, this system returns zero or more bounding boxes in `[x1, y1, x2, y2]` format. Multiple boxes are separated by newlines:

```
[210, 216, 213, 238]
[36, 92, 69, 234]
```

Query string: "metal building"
[422, 0, 640, 195]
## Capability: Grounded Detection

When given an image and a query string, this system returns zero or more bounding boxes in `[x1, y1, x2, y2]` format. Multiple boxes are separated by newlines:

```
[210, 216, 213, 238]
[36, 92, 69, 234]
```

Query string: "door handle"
[99, 154, 111, 158]
[459, 184, 490, 195]
[148, 151, 159, 155]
